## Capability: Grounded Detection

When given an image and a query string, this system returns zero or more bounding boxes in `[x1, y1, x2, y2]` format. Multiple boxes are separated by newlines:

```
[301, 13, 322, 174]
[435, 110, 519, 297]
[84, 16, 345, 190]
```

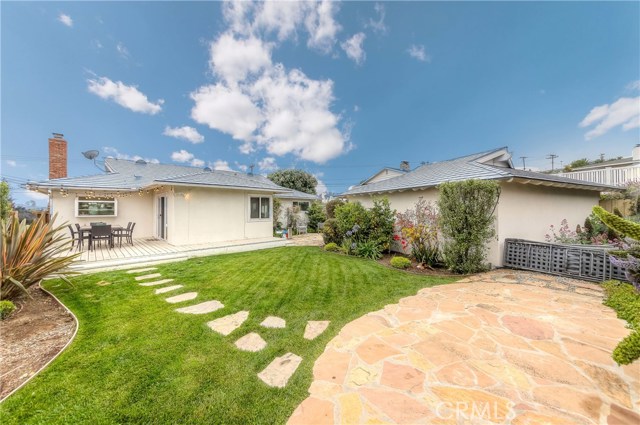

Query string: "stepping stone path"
[207, 311, 249, 336]
[135, 273, 162, 281]
[140, 279, 174, 287]
[260, 316, 286, 328]
[303, 321, 330, 340]
[235, 332, 267, 352]
[165, 292, 197, 304]
[126, 267, 157, 274]
[258, 353, 302, 388]
[155, 285, 183, 294]
[175, 300, 224, 315]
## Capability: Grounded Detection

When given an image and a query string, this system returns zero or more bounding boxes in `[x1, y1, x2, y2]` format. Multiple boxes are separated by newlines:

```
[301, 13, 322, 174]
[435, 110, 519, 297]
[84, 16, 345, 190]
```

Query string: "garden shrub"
[322, 219, 341, 245]
[323, 242, 340, 252]
[602, 280, 640, 365]
[368, 198, 396, 252]
[335, 202, 371, 241]
[325, 199, 344, 219]
[390, 256, 411, 269]
[356, 240, 382, 260]
[396, 199, 440, 267]
[0, 300, 16, 319]
[438, 180, 501, 274]
[306, 201, 326, 232]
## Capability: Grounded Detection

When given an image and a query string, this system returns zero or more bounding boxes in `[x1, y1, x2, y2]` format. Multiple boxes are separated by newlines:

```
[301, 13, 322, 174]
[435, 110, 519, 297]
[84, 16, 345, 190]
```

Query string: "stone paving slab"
[165, 292, 197, 304]
[175, 300, 224, 315]
[235, 332, 267, 352]
[304, 321, 330, 340]
[134, 273, 162, 281]
[126, 267, 158, 274]
[207, 311, 249, 336]
[260, 316, 286, 328]
[154, 285, 183, 294]
[258, 352, 303, 388]
[139, 278, 174, 287]
[289, 270, 640, 425]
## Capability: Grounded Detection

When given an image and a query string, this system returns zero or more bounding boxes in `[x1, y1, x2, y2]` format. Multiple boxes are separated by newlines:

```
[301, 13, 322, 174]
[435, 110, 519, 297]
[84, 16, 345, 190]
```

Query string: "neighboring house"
[558, 145, 640, 186]
[361, 162, 409, 184]
[27, 135, 290, 246]
[342, 147, 618, 267]
[274, 189, 320, 229]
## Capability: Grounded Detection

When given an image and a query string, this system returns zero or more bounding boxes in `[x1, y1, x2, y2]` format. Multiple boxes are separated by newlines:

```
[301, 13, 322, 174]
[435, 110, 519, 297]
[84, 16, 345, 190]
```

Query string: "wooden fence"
[503, 239, 628, 283]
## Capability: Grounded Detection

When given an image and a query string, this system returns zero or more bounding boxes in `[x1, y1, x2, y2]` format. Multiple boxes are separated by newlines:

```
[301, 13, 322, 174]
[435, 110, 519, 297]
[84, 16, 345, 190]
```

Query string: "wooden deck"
[65, 237, 288, 272]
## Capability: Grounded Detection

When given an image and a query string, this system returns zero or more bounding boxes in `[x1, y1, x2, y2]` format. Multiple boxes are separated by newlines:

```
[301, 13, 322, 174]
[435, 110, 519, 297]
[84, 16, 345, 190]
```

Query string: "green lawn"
[2, 247, 456, 424]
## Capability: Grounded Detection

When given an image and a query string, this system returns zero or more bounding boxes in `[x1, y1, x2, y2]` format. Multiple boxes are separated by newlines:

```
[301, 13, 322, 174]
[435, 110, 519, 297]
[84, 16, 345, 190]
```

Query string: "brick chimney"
[49, 133, 68, 179]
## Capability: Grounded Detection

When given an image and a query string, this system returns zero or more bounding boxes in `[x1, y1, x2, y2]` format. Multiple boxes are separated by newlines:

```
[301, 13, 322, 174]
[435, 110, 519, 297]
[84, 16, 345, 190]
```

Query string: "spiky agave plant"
[0, 213, 79, 300]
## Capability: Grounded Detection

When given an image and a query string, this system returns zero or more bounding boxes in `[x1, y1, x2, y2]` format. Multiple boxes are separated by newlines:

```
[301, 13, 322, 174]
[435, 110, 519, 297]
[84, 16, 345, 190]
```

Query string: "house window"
[293, 201, 310, 212]
[76, 197, 117, 217]
[250, 196, 270, 219]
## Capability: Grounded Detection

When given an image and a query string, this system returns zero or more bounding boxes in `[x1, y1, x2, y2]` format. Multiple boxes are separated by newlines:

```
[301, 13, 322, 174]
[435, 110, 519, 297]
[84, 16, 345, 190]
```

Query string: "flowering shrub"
[395, 199, 440, 267]
[545, 215, 617, 245]
[544, 219, 581, 244]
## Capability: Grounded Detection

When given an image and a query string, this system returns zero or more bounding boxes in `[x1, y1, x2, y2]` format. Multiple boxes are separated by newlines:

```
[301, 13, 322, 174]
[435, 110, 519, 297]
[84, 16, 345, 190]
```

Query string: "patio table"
[80, 225, 123, 250]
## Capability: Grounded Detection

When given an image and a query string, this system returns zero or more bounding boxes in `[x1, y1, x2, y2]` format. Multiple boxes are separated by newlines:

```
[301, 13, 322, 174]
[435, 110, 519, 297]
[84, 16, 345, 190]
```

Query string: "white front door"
[156, 196, 168, 240]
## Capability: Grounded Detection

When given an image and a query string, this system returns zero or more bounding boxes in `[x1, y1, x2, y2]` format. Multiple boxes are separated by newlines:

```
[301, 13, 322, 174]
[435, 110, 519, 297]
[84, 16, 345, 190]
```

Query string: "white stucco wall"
[346, 181, 600, 267]
[49, 191, 155, 239]
[167, 187, 274, 245]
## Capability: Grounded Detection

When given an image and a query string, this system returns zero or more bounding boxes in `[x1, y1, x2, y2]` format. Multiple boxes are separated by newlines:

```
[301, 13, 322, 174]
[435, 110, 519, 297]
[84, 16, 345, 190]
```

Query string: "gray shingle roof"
[342, 147, 619, 196]
[27, 158, 289, 193]
[274, 189, 320, 200]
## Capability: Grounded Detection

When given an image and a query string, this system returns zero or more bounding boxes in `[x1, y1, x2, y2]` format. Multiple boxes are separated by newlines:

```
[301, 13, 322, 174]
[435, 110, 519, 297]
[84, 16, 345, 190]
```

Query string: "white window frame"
[75, 197, 118, 218]
[248, 195, 271, 221]
[293, 201, 310, 212]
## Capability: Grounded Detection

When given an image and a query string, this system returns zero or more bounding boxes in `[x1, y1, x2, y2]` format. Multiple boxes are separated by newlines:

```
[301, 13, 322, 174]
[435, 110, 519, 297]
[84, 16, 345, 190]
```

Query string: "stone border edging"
[0, 283, 79, 404]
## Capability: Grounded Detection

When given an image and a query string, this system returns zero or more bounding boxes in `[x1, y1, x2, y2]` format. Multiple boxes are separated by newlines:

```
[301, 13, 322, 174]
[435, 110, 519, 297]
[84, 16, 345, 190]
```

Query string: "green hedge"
[390, 257, 411, 269]
[602, 280, 640, 365]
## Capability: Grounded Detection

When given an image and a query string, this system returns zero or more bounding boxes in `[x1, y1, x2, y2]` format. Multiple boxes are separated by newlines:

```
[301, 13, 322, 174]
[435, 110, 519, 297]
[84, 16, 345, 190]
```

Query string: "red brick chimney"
[49, 133, 68, 179]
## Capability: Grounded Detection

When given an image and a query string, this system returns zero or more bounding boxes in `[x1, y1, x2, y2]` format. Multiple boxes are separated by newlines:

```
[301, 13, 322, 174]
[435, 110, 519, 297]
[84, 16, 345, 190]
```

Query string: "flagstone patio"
[289, 270, 640, 425]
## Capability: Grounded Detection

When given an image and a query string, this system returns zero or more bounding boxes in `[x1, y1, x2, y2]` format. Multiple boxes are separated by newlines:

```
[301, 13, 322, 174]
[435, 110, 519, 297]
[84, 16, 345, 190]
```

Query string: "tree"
[0, 181, 13, 221]
[306, 201, 326, 232]
[438, 180, 501, 273]
[267, 170, 318, 195]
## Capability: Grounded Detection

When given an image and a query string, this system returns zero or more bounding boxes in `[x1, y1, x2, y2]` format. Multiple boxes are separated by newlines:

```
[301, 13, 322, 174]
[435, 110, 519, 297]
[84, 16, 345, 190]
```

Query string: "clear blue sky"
[2, 1, 639, 206]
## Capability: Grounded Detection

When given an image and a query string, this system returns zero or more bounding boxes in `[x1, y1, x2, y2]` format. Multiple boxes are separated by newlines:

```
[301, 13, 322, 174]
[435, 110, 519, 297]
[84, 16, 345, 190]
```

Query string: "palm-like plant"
[1, 213, 79, 300]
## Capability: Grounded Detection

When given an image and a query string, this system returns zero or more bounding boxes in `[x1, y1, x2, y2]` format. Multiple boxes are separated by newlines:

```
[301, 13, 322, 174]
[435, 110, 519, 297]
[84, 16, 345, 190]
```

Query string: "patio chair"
[122, 222, 135, 245]
[112, 222, 132, 248]
[90, 224, 113, 251]
[67, 225, 83, 250]
[75, 223, 90, 249]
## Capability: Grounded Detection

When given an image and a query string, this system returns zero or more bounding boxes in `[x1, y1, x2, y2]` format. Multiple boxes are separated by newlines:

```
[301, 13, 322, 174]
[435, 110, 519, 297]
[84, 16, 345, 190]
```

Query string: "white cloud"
[211, 160, 233, 171]
[407, 44, 430, 62]
[209, 33, 272, 84]
[163, 126, 204, 144]
[366, 3, 388, 35]
[314, 173, 328, 195]
[191, 83, 263, 141]
[304, 0, 341, 53]
[579, 97, 640, 140]
[6, 160, 17, 167]
[88, 76, 164, 115]
[103, 146, 159, 163]
[116, 42, 130, 59]
[235, 162, 249, 172]
[341, 33, 366, 65]
[627, 80, 640, 92]
[354, 105, 360, 112]
[258, 157, 278, 172]
[25, 191, 50, 202]
[92, 40, 103, 49]
[170, 150, 205, 167]
[58, 13, 73, 27]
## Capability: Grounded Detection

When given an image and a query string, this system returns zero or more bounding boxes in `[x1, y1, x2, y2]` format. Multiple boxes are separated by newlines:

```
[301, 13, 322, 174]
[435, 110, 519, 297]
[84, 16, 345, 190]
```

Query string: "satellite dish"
[203, 166, 212, 172]
[82, 150, 100, 160]
[135, 159, 147, 165]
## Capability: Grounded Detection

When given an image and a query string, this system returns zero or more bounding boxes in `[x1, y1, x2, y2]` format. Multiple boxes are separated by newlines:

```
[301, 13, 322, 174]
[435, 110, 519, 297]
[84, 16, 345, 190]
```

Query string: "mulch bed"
[377, 253, 462, 277]
[0, 285, 76, 400]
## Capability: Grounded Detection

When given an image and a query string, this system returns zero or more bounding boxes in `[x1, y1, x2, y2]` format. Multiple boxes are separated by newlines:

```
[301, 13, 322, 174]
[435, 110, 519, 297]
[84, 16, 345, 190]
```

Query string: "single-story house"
[342, 147, 619, 267]
[274, 189, 320, 228]
[28, 137, 290, 246]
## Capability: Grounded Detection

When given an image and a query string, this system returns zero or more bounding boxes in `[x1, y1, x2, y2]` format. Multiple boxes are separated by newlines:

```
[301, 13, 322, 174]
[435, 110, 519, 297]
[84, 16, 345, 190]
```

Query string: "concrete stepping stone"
[126, 267, 157, 274]
[165, 292, 197, 304]
[258, 353, 302, 388]
[207, 311, 249, 336]
[235, 332, 267, 352]
[139, 278, 174, 287]
[304, 321, 330, 340]
[175, 300, 224, 315]
[260, 316, 286, 328]
[135, 273, 162, 281]
[155, 285, 183, 294]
